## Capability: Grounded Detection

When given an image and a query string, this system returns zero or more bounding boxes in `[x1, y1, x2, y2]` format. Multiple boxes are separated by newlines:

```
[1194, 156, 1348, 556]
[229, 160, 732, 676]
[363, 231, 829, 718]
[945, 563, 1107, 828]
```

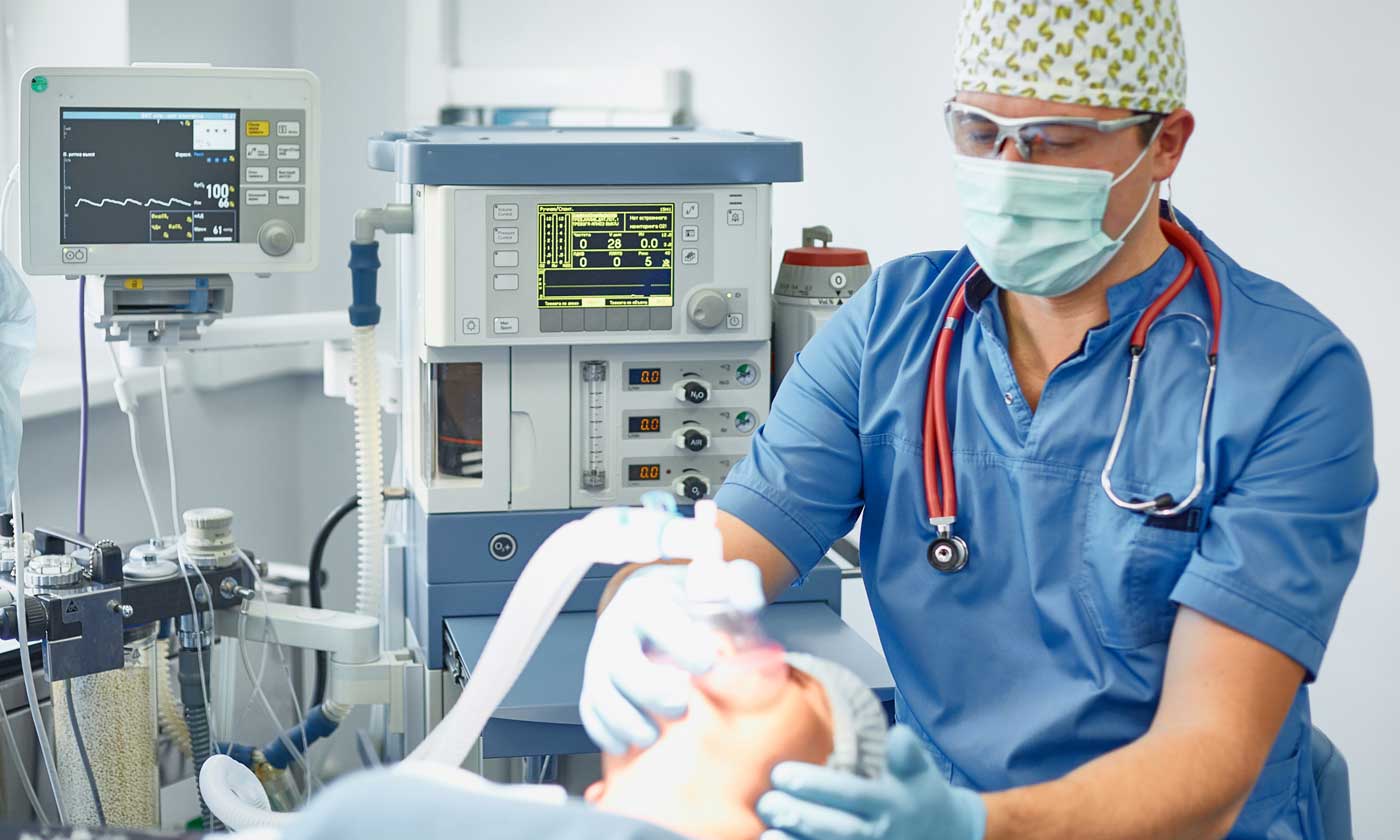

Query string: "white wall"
[430, 0, 1398, 832]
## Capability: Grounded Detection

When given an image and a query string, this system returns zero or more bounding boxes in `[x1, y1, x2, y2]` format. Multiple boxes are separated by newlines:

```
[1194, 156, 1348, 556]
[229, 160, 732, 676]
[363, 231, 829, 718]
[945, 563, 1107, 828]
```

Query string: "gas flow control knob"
[674, 425, 711, 452]
[674, 378, 710, 405]
[257, 219, 295, 257]
[687, 290, 729, 329]
[673, 474, 711, 501]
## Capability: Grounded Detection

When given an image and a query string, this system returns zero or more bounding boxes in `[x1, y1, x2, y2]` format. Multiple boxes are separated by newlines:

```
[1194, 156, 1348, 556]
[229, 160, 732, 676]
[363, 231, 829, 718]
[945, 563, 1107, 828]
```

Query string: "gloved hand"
[757, 724, 987, 840]
[579, 559, 765, 755]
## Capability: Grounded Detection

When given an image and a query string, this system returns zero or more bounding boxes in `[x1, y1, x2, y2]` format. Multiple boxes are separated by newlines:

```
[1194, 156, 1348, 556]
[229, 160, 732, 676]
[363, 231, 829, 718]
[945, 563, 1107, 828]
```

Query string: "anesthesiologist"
[581, 2, 1377, 838]
[0, 251, 36, 511]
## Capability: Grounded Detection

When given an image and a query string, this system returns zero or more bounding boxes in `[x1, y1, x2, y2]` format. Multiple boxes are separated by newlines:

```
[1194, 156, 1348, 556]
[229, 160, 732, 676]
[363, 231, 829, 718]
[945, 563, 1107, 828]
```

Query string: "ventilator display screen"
[60, 108, 240, 245]
[537, 203, 674, 309]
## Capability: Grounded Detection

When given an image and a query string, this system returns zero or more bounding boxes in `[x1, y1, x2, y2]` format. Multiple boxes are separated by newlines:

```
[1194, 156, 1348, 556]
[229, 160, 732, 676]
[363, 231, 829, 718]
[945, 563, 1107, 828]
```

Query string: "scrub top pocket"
[1077, 494, 1200, 650]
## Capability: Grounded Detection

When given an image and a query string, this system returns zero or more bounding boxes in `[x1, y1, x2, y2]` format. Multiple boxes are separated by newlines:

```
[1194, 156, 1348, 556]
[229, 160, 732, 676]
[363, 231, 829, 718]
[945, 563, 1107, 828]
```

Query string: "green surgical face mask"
[951, 127, 1161, 298]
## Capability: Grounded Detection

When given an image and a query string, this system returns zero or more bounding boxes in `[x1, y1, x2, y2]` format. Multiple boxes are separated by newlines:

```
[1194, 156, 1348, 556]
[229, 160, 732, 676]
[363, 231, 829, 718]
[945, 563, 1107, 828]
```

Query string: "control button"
[247, 166, 269, 183]
[463, 317, 481, 335]
[585, 309, 606, 331]
[726, 208, 745, 226]
[539, 311, 562, 333]
[276, 144, 302, 161]
[492, 273, 519, 291]
[650, 308, 673, 331]
[493, 250, 519, 267]
[687, 290, 728, 329]
[245, 189, 270, 206]
[682, 202, 699, 219]
[735, 410, 757, 434]
[493, 203, 519, 221]
[673, 474, 711, 502]
[628, 308, 649, 331]
[830, 271, 849, 290]
[493, 317, 519, 335]
[606, 310, 628, 331]
[246, 120, 270, 137]
[275, 166, 301, 183]
[681, 225, 699, 242]
[675, 379, 710, 405]
[257, 219, 295, 257]
[276, 121, 301, 138]
[488, 533, 517, 561]
[674, 426, 711, 453]
[735, 363, 759, 387]
[275, 189, 300, 206]
[562, 310, 585, 332]
[681, 248, 699, 265]
[493, 227, 519, 244]
[726, 312, 744, 330]
[61, 247, 87, 264]
[246, 143, 270, 160]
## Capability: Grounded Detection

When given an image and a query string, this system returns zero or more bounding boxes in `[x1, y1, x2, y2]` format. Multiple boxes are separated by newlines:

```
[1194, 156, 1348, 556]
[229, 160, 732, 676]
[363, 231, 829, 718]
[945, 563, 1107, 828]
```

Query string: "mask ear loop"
[1165, 177, 1181, 225]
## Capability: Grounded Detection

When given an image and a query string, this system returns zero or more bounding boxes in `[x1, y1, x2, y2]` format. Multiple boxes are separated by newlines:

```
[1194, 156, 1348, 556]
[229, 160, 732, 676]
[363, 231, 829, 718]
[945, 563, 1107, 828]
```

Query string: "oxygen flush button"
[488, 533, 518, 562]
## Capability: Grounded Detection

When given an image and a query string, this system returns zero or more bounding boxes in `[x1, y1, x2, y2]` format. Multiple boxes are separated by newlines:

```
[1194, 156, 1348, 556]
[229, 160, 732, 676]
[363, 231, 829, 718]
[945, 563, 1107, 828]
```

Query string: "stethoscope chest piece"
[927, 535, 969, 574]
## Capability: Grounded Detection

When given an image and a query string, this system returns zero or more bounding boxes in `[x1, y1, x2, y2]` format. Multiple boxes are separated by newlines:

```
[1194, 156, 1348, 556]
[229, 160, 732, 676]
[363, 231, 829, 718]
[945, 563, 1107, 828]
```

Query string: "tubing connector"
[348, 203, 413, 328]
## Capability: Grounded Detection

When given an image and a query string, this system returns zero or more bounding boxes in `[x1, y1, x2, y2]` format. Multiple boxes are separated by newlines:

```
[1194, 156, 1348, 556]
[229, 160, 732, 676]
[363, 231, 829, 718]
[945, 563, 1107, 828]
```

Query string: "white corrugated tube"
[199, 754, 292, 831]
[351, 325, 384, 618]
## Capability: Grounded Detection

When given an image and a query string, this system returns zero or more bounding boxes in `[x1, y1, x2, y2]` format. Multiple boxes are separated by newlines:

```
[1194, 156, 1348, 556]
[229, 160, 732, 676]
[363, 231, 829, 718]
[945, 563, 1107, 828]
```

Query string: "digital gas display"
[628, 416, 662, 434]
[628, 464, 662, 482]
[537, 203, 674, 309]
[60, 108, 240, 244]
[628, 367, 662, 386]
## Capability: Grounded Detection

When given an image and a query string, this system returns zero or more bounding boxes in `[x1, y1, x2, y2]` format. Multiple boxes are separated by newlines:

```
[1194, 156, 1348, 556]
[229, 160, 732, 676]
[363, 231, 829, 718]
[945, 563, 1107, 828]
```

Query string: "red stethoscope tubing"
[923, 217, 1221, 529]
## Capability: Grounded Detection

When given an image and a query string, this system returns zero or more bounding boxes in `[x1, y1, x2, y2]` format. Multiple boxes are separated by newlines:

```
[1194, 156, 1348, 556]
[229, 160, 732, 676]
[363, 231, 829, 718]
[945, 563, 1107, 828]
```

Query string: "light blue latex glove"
[0, 252, 36, 512]
[579, 559, 765, 755]
[757, 724, 987, 840]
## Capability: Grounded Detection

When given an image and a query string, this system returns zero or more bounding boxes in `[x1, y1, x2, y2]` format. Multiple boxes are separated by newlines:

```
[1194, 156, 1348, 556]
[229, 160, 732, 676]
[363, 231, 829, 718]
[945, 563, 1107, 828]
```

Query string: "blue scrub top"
[716, 208, 1376, 839]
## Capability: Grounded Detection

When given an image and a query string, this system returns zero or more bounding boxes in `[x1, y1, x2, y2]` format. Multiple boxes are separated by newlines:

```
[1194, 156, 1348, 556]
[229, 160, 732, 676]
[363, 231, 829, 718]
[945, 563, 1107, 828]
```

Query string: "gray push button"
[492, 273, 519, 291]
[606, 310, 628, 331]
[562, 310, 584, 332]
[493, 204, 519, 221]
[246, 189, 270, 206]
[493, 317, 519, 335]
[585, 309, 605, 331]
[539, 311, 562, 333]
[276, 121, 301, 137]
[493, 227, 519, 244]
[650, 308, 673, 330]
[246, 144, 270, 160]
[628, 309, 649, 331]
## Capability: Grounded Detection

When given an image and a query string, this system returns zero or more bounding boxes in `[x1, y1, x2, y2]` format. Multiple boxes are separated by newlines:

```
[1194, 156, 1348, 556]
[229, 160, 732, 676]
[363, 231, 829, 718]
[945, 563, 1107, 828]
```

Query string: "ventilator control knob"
[0, 595, 48, 641]
[687, 290, 728, 329]
[675, 426, 711, 453]
[257, 219, 295, 257]
[673, 474, 711, 502]
[674, 379, 710, 405]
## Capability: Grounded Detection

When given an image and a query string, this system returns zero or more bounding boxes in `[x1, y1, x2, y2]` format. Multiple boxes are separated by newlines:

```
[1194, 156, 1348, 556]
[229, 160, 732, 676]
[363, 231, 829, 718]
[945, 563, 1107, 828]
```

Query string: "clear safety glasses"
[944, 100, 1156, 165]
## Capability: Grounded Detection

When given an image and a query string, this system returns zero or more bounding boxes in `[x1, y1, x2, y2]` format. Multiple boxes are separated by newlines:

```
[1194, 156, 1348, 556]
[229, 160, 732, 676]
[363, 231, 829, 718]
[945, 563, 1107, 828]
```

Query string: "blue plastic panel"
[367, 127, 802, 186]
[446, 602, 895, 759]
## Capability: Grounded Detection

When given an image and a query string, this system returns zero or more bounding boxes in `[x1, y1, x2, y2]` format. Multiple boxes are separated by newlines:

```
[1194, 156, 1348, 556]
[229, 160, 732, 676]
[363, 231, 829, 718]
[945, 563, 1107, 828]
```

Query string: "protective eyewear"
[944, 100, 1156, 163]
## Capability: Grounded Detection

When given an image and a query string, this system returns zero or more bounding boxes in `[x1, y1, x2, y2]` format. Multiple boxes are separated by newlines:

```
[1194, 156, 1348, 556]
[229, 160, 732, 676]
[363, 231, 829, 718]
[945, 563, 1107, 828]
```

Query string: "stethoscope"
[923, 217, 1223, 574]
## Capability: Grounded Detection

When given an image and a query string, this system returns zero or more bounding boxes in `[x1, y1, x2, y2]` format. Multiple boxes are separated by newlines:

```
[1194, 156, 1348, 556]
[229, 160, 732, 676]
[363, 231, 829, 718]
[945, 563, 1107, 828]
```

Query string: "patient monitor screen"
[537, 203, 674, 309]
[60, 108, 240, 244]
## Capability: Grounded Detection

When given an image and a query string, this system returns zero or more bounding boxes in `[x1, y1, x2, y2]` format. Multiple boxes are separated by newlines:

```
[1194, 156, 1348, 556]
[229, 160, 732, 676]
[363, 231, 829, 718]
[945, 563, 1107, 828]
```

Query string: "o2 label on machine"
[60, 108, 240, 245]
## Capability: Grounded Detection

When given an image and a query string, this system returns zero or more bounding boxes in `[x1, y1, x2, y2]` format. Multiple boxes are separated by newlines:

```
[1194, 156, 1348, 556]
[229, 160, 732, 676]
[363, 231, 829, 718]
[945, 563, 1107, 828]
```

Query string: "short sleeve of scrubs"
[1171, 331, 1378, 679]
[714, 270, 879, 580]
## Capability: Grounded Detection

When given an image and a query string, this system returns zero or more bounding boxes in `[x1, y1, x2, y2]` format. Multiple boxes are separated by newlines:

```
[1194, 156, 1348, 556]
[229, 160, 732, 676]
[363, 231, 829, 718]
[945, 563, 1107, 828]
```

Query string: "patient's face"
[585, 655, 834, 840]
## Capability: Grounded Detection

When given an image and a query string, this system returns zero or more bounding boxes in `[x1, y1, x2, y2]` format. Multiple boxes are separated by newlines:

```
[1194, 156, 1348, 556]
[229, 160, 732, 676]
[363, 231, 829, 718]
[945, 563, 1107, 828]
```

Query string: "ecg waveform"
[73, 196, 195, 209]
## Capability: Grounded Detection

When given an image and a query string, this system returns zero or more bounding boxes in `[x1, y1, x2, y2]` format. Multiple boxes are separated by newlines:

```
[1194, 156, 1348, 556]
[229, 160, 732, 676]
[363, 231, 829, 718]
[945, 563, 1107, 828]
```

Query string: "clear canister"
[52, 623, 160, 827]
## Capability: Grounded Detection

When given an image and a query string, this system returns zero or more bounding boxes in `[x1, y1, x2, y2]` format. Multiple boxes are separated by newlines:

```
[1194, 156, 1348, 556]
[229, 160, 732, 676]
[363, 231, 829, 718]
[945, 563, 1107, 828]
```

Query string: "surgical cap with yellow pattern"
[953, 0, 1187, 113]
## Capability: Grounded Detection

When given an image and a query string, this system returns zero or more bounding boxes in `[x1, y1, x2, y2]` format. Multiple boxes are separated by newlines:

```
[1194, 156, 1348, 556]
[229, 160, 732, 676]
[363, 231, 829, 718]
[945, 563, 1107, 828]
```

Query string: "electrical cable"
[10, 486, 68, 823]
[307, 495, 358, 709]
[77, 277, 89, 534]
[158, 362, 180, 536]
[64, 679, 105, 825]
[108, 345, 165, 540]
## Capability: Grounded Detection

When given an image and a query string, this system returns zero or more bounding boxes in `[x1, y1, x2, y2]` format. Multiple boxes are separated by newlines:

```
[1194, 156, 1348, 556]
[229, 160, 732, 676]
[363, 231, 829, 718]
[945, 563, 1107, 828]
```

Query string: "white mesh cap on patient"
[785, 653, 887, 779]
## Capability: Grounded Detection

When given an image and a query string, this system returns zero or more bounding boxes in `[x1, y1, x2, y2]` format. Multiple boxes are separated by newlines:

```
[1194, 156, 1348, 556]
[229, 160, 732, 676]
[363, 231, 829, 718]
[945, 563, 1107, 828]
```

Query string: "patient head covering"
[786, 653, 887, 779]
[953, 0, 1188, 113]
